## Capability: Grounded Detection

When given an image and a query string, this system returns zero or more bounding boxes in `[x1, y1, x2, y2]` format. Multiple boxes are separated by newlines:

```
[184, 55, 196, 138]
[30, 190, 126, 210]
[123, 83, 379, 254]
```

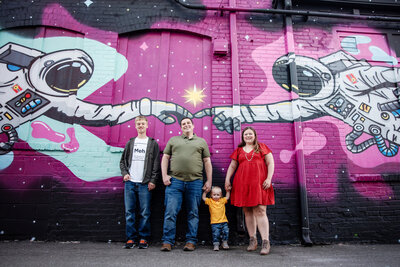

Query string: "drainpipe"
[228, 0, 245, 233]
[175, 0, 400, 21]
[284, 0, 313, 246]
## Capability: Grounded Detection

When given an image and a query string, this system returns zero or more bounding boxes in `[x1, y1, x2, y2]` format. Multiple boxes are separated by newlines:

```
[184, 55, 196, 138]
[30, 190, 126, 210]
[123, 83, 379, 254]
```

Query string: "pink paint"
[31, 121, 66, 143]
[279, 149, 294, 164]
[250, 27, 333, 105]
[111, 30, 212, 147]
[299, 117, 400, 168]
[336, 27, 400, 67]
[329, 119, 399, 168]
[279, 127, 327, 163]
[61, 128, 79, 153]
[352, 180, 394, 201]
[250, 36, 295, 104]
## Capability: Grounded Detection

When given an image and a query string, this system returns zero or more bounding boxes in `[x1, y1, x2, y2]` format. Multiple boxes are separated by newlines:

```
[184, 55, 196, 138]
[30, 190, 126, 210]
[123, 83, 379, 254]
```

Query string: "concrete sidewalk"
[0, 241, 399, 267]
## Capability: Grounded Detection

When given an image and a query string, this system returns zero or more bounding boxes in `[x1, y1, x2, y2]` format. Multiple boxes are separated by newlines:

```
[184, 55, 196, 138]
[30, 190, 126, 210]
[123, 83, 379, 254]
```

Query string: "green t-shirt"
[164, 134, 211, 181]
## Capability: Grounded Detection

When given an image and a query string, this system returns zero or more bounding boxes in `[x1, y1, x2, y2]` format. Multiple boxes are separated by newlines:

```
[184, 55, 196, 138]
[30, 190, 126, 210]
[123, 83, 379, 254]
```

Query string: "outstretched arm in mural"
[45, 97, 192, 127]
[194, 99, 320, 133]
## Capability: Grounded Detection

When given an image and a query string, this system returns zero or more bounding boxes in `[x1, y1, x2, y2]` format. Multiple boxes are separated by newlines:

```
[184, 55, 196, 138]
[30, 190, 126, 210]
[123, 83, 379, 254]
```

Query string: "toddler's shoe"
[213, 242, 220, 251]
[222, 240, 229, 250]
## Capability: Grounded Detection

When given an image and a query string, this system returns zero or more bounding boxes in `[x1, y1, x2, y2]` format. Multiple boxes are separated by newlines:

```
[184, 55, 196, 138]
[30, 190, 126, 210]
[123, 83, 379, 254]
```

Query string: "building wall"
[0, 0, 399, 244]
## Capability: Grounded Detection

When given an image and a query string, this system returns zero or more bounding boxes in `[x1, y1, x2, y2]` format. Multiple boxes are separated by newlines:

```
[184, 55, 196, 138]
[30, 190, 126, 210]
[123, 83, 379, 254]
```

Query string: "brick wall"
[0, 0, 399, 244]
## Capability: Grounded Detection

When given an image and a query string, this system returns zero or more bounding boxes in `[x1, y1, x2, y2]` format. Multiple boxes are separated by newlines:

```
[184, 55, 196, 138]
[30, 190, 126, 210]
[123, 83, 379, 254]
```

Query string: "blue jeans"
[124, 181, 151, 241]
[162, 177, 203, 245]
[211, 222, 229, 244]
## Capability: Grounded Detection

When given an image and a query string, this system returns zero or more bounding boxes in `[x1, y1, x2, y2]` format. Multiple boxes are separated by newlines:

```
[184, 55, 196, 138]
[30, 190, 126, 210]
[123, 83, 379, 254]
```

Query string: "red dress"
[229, 143, 275, 207]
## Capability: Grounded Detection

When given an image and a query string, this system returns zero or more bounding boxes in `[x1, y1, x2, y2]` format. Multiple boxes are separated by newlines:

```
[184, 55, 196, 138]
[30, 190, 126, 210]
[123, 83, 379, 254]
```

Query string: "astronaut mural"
[0, 41, 191, 153]
[0, 38, 193, 180]
[195, 50, 400, 158]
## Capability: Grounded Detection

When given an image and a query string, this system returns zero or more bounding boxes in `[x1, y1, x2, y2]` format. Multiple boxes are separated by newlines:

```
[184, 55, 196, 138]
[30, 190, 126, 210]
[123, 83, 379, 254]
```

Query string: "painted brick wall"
[0, 0, 399, 244]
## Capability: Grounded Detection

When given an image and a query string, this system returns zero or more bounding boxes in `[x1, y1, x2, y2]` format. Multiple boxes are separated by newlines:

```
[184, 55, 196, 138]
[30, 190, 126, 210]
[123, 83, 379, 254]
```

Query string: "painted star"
[183, 84, 206, 107]
[84, 0, 93, 7]
[140, 42, 149, 51]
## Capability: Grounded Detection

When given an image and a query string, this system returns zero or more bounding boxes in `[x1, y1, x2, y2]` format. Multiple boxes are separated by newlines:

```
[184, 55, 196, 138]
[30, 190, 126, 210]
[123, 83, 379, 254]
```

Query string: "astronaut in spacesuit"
[0, 43, 191, 154]
[195, 51, 400, 157]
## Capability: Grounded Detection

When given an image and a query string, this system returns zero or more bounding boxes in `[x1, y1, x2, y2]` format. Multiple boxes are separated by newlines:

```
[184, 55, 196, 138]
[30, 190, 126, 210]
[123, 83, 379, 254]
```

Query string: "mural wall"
[0, 0, 399, 243]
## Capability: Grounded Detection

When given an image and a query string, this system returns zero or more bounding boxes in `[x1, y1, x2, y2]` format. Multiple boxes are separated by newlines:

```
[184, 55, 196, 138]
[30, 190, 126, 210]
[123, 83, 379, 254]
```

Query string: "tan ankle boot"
[260, 239, 270, 255]
[247, 236, 257, 251]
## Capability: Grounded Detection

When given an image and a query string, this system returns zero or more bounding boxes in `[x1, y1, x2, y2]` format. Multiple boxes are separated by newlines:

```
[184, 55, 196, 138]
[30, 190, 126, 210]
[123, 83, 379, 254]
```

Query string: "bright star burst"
[183, 85, 206, 107]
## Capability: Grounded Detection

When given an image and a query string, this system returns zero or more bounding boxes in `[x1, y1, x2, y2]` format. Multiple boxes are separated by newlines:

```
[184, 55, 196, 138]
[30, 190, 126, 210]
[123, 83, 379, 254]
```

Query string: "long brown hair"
[238, 126, 260, 153]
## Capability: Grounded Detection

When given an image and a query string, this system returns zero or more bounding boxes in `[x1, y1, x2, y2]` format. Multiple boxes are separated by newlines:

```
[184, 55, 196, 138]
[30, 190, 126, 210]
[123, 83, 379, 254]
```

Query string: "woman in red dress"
[225, 126, 275, 255]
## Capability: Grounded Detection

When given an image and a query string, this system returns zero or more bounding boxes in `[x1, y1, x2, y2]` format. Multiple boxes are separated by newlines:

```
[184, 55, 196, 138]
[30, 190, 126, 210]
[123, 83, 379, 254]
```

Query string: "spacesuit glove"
[138, 98, 193, 124]
[194, 106, 243, 134]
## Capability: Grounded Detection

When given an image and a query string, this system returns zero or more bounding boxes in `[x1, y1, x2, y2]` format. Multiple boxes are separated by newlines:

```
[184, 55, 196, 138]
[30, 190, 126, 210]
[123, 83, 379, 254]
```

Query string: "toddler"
[202, 186, 230, 251]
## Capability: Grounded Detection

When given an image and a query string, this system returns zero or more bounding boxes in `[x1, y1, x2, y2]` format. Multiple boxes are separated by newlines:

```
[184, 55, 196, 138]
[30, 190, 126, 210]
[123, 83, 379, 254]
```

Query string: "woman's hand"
[224, 159, 237, 192]
[262, 178, 272, 190]
[225, 180, 232, 192]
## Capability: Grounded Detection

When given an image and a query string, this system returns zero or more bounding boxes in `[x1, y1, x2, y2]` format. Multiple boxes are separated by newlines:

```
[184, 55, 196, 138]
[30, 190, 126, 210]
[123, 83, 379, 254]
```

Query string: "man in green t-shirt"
[160, 117, 212, 252]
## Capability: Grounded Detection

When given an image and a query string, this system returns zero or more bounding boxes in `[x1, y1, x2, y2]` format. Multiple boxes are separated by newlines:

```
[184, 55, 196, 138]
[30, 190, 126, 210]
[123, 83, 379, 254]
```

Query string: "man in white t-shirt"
[120, 116, 160, 249]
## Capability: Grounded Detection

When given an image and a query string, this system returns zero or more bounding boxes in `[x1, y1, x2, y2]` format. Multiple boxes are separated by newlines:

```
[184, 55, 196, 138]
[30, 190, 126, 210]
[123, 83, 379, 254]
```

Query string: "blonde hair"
[211, 186, 222, 194]
[135, 115, 148, 123]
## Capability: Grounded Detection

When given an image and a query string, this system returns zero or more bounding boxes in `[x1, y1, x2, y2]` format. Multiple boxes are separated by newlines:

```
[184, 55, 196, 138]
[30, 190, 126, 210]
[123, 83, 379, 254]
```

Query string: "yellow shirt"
[205, 197, 228, 224]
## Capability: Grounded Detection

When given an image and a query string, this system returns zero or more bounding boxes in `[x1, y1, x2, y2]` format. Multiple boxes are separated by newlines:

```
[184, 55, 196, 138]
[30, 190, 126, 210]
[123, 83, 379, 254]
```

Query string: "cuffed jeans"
[124, 181, 151, 241]
[162, 177, 203, 245]
[211, 222, 229, 244]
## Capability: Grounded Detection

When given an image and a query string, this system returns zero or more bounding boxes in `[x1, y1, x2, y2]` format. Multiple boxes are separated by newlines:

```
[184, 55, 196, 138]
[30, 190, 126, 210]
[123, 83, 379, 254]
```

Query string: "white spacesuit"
[195, 51, 400, 157]
[0, 43, 191, 154]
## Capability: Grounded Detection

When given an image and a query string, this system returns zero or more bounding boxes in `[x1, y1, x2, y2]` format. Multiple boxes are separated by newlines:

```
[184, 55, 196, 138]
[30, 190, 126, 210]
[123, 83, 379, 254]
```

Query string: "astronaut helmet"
[27, 49, 94, 97]
[273, 54, 336, 100]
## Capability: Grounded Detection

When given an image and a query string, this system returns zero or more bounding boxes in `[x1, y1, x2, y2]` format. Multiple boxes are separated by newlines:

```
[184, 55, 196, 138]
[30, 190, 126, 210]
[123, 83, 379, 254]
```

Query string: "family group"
[119, 116, 275, 255]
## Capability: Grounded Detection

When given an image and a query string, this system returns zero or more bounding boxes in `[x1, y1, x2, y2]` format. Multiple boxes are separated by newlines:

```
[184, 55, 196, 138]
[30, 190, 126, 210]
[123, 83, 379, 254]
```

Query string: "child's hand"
[225, 190, 231, 200]
[202, 191, 207, 202]
[225, 181, 232, 192]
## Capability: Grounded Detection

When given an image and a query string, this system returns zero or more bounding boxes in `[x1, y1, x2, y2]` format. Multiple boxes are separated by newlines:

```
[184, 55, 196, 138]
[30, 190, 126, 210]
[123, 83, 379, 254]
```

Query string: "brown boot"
[260, 239, 270, 255]
[160, 243, 172, 252]
[247, 236, 257, 251]
[183, 242, 195, 251]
